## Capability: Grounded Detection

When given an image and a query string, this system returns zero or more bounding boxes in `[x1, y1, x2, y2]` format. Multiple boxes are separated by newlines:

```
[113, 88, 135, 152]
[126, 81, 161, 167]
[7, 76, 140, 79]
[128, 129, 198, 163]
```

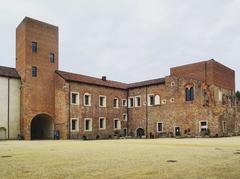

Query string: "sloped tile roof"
[0, 66, 20, 79]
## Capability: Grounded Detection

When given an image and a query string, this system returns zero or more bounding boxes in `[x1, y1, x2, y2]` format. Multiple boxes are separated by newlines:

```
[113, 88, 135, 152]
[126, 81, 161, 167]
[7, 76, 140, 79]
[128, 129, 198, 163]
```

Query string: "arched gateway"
[31, 114, 54, 140]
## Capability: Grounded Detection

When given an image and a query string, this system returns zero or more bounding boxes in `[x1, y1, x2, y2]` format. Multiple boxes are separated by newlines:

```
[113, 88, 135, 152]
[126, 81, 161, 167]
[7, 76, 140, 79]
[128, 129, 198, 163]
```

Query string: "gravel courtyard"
[0, 137, 240, 179]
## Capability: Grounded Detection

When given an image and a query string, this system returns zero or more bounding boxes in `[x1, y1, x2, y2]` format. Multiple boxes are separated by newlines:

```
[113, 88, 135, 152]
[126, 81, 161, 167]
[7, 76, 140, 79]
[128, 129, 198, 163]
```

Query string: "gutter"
[7, 78, 10, 139]
[145, 86, 148, 138]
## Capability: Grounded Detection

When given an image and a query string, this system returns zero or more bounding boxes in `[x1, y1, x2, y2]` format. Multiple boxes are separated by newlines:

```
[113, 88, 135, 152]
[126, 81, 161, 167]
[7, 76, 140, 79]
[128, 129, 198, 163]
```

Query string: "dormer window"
[32, 42, 37, 53]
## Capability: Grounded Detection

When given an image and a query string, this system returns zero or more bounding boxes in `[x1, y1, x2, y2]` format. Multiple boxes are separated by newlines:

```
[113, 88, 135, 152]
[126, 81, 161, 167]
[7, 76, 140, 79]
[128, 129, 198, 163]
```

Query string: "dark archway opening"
[136, 128, 145, 138]
[31, 114, 54, 140]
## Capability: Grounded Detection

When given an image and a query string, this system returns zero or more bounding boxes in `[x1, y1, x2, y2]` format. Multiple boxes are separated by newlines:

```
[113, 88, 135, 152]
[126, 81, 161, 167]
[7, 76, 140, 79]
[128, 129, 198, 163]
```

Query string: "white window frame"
[70, 118, 79, 132]
[171, 81, 175, 87]
[128, 97, 134, 108]
[113, 97, 120, 108]
[99, 95, 106, 107]
[123, 113, 128, 121]
[155, 95, 161, 105]
[99, 117, 106, 130]
[170, 98, 175, 103]
[71, 92, 79, 105]
[122, 99, 127, 107]
[219, 91, 223, 102]
[148, 94, 155, 106]
[114, 118, 121, 130]
[162, 99, 167, 104]
[199, 120, 208, 132]
[135, 96, 141, 107]
[83, 93, 91, 106]
[157, 122, 163, 133]
[84, 118, 92, 132]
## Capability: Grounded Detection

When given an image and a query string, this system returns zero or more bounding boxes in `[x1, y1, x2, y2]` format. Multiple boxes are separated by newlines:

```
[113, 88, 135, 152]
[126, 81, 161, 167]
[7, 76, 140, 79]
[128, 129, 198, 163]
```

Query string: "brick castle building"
[0, 17, 239, 140]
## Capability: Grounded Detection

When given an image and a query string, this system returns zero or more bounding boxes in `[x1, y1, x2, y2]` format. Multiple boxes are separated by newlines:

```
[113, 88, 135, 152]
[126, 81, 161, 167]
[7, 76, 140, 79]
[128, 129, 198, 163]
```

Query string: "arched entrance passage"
[31, 114, 54, 140]
[136, 128, 145, 138]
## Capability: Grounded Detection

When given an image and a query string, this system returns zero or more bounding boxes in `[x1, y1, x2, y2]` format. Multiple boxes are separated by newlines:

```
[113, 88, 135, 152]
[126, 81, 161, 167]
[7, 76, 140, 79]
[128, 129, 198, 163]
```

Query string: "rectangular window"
[50, 53, 55, 63]
[128, 97, 134, 108]
[148, 94, 155, 106]
[71, 118, 79, 131]
[32, 66, 37, 77]
[135, 96, 141, 107]
[157, 122, 163, 133]
[99, 117, 106, 129]
[114, 119, 121, 129]
[32, 42, 37, 53]
[84, 93, 91, 106]
[84, 118, 92, 131]
[113, 98, 119, 108]
[99, 96, 106, 107]
[123, 113, 128, 121]
[200, 121, 208, 132]
[122, 99, 127, 107]
[71, 92, 79, 105]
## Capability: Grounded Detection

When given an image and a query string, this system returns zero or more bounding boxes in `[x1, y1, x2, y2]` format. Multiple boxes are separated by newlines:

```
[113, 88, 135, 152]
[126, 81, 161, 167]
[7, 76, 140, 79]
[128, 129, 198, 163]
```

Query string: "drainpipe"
[126, 89, 129, 136]
[145, 86, 148, 138]
[68, 82, 71, 139]
[7, 78, 10, 140]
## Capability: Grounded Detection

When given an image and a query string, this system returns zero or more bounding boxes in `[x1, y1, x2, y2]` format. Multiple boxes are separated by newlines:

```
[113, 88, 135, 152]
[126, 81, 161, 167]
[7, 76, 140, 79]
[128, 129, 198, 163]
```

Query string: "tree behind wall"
[236, 91, 240, 104]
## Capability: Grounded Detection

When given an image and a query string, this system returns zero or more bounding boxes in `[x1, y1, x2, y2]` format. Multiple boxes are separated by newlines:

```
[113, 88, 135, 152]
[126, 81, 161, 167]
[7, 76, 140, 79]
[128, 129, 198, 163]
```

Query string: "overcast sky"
[0, 0, 239, 89]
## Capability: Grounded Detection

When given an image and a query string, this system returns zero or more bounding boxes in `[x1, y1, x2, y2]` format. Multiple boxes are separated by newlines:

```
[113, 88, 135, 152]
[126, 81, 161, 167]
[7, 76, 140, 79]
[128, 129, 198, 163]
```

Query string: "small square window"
[170, 98, 175, 103]
[32, 42, 37, 53]
[161, 99, 167, 104]
[32, 66, 37, 77]
[171, 82, 175, 87]
[50, 53, 55, 63]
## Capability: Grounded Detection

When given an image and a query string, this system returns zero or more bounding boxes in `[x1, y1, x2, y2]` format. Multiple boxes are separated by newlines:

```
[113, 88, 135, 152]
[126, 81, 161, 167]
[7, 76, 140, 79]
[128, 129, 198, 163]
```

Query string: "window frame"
[123, 113, 128, 121]
[99, 117, 106, 130]
[32, 41, 37, 53]
[113, 97, 120, 108]
[71, 92, 80, 105]
[99, 95, 106, 107]
[186, 87, 194, 101]
[128, 97, 134, 108]
[83, 93, 91, 106]
[157, 122, 163, 133]
[199, 120, 208, 132]
[70, 118, 79, 132]
[32, 66, 37, 77]
[122, 99, 127, 107]
[148, 94, 155, 106]
[135, 96, 141, 107]
[114, 118, 121, 130]
[84, 118, 92, 132]
[50, 52, 55, 63]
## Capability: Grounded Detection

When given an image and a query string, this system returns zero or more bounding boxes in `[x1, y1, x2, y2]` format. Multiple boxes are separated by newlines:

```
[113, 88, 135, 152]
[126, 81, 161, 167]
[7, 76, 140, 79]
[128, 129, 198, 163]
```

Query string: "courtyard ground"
[0, 137, 240, 179]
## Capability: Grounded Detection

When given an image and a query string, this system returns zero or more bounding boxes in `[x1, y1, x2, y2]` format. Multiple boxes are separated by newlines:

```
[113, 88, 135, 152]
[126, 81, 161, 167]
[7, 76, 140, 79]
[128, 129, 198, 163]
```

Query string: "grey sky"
[0, 0, 239, 89]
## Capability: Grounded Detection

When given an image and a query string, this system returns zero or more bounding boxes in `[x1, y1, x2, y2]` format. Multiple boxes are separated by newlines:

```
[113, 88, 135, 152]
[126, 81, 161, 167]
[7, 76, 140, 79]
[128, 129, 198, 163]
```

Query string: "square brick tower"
[16, 17, 58, 140]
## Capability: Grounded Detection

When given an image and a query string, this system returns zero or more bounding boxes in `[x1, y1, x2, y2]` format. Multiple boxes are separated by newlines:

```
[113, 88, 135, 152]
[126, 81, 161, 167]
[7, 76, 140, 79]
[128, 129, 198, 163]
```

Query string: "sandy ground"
[0, 137, 240, 179]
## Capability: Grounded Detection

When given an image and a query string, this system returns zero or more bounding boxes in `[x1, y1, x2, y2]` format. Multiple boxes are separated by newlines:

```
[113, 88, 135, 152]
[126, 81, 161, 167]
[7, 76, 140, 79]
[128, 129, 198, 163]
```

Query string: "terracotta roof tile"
[0, 66, 20, 79]
[56, 70, 165, 89]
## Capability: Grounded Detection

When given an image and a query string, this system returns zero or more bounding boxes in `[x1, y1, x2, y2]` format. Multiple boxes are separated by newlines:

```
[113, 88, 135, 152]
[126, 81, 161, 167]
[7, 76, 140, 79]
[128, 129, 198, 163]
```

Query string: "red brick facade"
[11, 17, 240, 139]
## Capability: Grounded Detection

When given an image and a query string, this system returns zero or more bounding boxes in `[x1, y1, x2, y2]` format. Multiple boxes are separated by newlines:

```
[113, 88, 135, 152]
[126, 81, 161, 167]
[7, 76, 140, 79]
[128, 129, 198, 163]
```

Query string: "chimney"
[102, 76, 107, 81]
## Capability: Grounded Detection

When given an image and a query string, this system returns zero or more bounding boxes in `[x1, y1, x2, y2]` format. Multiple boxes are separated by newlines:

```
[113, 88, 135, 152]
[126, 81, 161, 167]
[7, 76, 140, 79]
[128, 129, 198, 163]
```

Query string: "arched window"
[186, 87, 194, 101]
[155, 95, 161, 105]
[113, 97, 119, 108]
